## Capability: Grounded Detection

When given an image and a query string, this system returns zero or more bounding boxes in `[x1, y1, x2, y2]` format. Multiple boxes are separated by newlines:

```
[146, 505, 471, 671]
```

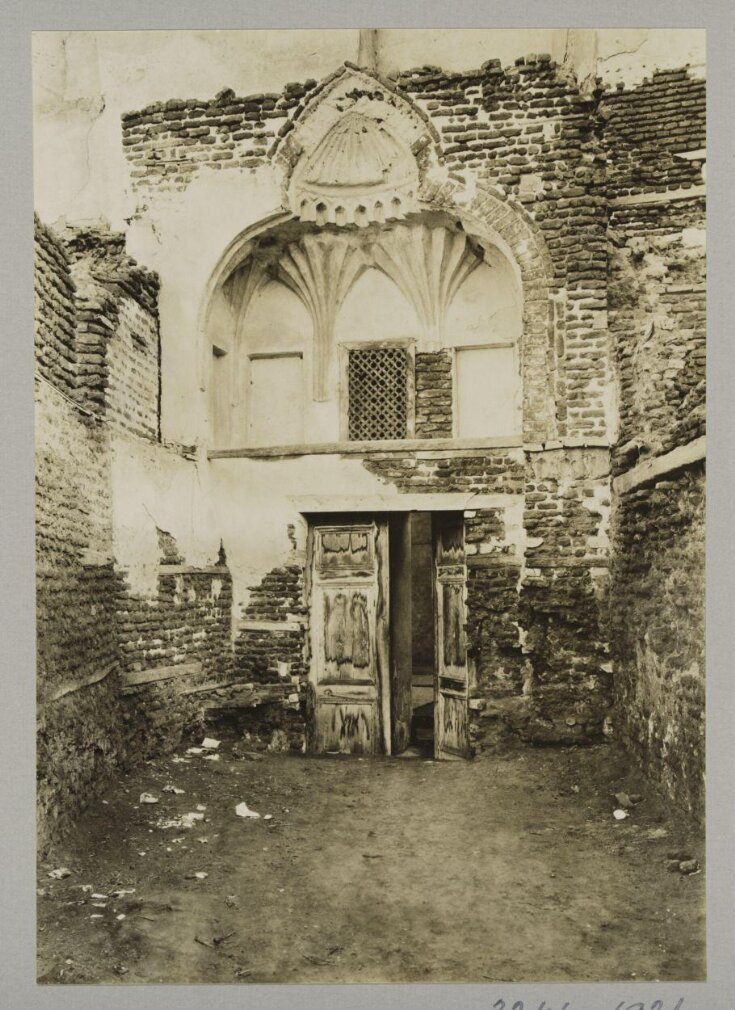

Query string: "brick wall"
[34, 217, 77, 398]
[609, 464, 705, 818]
[35, 223, 124, 848]
[604, 69, 706, 817]
[234, 565, 307, 684]
[64, 224, 161, 440]
[608, 198, 705, 471]
[35, 219, 235, 852]
[363, 449, 526, 494]
[414, 351, 453, 437]
[599, 68, 705, 197]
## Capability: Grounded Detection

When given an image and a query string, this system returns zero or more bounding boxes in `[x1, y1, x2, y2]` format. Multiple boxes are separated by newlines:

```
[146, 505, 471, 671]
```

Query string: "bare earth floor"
[37, 740, 705, 984]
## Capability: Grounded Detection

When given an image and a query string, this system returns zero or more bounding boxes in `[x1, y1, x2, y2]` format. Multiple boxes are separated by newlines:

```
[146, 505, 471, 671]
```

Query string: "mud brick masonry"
[35, 50, 706, 849]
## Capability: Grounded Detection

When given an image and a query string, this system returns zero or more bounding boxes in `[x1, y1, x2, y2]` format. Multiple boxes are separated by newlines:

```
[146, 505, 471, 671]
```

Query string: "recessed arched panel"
[447, 255, 523, 440]
[334, 268, 419, 345]
[444, 255, 522, 347]
[241, 279, 312, 354]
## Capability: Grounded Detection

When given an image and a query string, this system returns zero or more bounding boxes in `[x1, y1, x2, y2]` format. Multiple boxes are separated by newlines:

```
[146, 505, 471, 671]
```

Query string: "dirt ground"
[37, 738, 705, 984]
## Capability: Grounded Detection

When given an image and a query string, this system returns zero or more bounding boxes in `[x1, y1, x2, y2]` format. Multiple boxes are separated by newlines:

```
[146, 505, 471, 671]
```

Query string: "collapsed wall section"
[35, 218, 235, 851]
[35, 219, 124, 849]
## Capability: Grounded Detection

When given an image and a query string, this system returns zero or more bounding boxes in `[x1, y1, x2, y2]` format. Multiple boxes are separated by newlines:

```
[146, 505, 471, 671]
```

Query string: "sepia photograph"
[32, 26, 707, 986]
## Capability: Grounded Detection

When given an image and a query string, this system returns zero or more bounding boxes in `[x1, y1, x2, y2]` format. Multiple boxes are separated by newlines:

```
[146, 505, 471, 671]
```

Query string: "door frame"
[303, 506, 472, 760]
[305, 514, 391, 755]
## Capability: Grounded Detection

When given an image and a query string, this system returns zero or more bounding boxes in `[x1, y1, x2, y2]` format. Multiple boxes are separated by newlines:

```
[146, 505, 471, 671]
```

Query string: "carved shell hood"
[290, 112, 420, 227]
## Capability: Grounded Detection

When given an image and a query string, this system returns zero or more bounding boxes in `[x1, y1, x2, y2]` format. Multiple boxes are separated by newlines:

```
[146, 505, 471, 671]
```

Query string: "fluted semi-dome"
[290, 112, 420, 227]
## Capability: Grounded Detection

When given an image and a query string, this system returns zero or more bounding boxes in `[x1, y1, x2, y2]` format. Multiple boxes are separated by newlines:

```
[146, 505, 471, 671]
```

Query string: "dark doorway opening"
[389, 512, 436, 757]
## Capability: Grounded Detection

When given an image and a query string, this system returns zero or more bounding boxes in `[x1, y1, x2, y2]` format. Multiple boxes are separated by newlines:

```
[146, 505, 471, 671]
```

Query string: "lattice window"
[347, 346, 409, 441]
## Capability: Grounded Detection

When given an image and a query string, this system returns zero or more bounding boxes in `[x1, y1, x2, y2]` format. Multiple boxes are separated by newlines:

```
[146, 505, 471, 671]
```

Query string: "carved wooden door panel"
[309, 521, 390, 755]
[434, 513, 470, 759]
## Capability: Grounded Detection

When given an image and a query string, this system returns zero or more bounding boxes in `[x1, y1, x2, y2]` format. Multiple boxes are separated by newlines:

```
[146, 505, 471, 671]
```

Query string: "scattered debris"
[80, 884, 93, 892]
[48, 868, 72, 879]
[236, 802, 261, 819]
[116, 913, 126, 921]
[139, 793, 159, 805]
[613, 792, 633, 808]
[301, 951, 335, 966]
[163, 784, 185, 795]
[613, 809, 629, 821]
[111, 888, 136, 898]
[112, 964, 129, 976]
[678, 859, 700, 875]
[186, 748, 204, 756]
[195, 929, 233, 949]
[201, 737, 221, 750]
[234, 967, 252, 977]
[157, 811, 205, 830]
[196, 804, 206, 812]
[184, 871, 209, 880]
[91, 893, 108, 900]
[571, 784, 580, 794]
[90, 914, 104, 920]
[647, 827, 668, 839]
[203, 753, 220, 762]
[225, 895, 239, 908]
[263, 814, 273, 821]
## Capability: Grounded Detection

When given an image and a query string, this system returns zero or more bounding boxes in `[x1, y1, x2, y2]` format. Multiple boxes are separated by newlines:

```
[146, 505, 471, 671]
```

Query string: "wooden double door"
[307, 512, 470, 760]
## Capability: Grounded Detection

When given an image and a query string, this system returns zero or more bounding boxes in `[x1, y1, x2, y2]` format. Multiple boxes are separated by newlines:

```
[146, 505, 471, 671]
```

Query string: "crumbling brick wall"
[118, 540, 234, 757]
[603, 68, 706, 817]
[610, 465, 705, 818]
[63, 225, 161, 441]
[35, 219, 235, 851]
[35, 220, 125, 850]
[234, 564, 307, 684]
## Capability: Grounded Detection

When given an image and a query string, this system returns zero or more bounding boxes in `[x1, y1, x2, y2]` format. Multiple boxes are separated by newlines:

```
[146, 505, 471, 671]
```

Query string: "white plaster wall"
[32, 30, 361, 228]
[375, 29, 571, 76]
[208, 453, 408, 614]
[444, 258, 521, 346]
[595, 29, 706, 87]
[125, 164, 285, 445]
[111, 436, 221, 597]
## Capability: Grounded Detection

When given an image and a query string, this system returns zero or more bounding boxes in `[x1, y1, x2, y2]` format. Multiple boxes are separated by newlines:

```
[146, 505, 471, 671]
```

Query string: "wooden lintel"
[289, 493, 519, 513]
[613, 436, 706, 495]
[158, 565, 228, 576]
[611, 185, 706, 208]
[178, 679, 237, 696]
[208, 438, 611, 461]
[121, 661, 202, 688]
[208, 436, 524, 459]
[525, 557, 610, 569]
[466, 554, 522, 568]
[40, 663, 117, 705]
[238, 619, 304, 632]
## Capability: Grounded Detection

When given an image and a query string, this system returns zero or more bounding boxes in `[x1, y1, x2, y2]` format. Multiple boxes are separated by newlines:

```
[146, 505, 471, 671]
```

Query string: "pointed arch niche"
[206, 212, 524, 451]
